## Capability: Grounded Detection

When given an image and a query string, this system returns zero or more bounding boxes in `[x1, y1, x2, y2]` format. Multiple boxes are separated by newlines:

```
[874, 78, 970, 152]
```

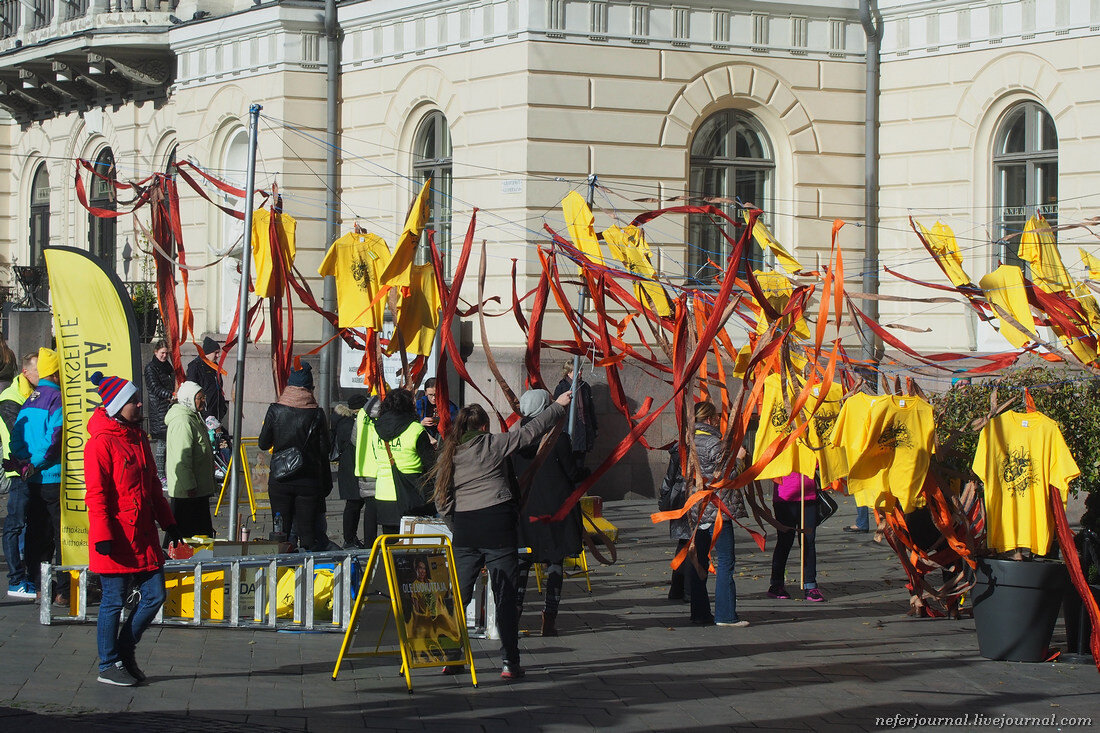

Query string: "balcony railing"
[31, 0, 50, 31]
[0, 0, 178, 39]
[0, 0, 18, 38]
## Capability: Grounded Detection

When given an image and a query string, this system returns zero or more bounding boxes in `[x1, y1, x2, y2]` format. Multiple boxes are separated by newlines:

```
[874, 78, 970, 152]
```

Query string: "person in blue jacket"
[11, 347, 65, 604]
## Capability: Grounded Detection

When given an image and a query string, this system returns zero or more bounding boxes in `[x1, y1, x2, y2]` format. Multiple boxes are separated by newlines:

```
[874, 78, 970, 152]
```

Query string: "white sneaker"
[716, 619, 750, 627]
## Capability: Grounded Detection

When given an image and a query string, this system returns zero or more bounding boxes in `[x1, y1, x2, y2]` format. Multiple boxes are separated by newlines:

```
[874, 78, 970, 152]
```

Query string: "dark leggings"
[342, 497, 378, 547]
[516, 558, 564, 615]
[771, 499, 818, 589]
[25, 482, 62, 590]
[267, 483, 320, 551]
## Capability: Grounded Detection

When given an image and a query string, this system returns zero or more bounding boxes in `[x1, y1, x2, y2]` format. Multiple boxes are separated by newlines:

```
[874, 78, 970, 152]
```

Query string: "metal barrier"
[38, 549, 497, 638]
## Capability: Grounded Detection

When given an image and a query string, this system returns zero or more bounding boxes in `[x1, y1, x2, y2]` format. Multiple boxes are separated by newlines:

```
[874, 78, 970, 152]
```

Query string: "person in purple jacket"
[11, 348, 65, 604]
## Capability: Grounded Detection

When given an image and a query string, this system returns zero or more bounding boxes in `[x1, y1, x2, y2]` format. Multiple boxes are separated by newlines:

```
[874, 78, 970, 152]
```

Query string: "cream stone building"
[0, 0, 1096, 492]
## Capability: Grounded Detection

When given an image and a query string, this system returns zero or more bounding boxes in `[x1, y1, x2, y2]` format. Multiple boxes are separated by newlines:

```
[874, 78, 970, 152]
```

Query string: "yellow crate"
[585, 515, 619, 542]
[164, 570, 225, 620]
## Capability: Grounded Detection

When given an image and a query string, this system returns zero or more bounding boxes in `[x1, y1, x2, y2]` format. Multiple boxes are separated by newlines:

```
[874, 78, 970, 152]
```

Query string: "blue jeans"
[855, 505, 869, 531]
[3, 476, 29, 586]
[97, 570, 166, 672]
[713, 526, 739, 624]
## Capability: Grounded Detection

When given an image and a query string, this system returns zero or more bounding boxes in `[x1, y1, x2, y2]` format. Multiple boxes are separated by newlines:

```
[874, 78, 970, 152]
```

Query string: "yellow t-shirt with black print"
[972, 411, 1079, 555]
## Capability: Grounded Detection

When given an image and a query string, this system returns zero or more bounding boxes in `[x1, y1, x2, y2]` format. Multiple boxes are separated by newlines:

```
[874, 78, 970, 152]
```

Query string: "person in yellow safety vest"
[2, 351, 39, 600]
[355, 389, 434, 534]
[344, 394, 380, 549]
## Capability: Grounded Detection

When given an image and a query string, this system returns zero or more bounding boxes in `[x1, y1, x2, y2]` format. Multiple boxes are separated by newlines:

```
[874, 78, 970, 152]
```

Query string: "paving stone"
[2, 498, 1097, 729]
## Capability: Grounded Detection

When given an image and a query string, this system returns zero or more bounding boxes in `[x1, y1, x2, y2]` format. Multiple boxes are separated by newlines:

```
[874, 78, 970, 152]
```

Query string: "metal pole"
[318, 0, 340, 412]
[228, 103, 262, 542]
[860, 0, 884, 364]
[567, 175, 597, 437]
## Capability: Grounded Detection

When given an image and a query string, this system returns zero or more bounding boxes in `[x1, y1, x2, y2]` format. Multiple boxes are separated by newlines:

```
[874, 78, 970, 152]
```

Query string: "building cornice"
[879, 0, 1100, 60]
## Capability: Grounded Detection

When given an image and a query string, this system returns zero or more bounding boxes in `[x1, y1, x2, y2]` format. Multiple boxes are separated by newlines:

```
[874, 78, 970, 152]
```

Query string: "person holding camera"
[415, 378, 457, 444]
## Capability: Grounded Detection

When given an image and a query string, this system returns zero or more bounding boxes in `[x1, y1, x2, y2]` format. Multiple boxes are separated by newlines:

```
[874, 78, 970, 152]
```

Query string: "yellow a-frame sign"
[332, 534, 477, 692]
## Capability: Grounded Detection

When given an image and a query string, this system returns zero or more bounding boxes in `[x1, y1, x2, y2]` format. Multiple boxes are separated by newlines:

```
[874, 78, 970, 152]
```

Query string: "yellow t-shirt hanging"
[387, 263, 441, 357]
[828, 392, 879, 507]
[563, 191, 606, 268]
[752, 271, 810, 340]
[753, 373, 815, 481]
[802, 381, 848, 488]
[1018, 215, 1073, 293]
[752, 373, 842, 481]
[379, 179, 431, 292]
[251, 208, 297, 299]
[843, 395, 934, 514]
[972, 411, 1079, 555]
[318, 231, 392, 330]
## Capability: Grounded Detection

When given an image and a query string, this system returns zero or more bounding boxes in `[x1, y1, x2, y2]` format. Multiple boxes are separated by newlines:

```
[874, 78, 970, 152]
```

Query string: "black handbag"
[382, 440, 434, 517]
[270, 416, 317, 482]
[815, 490, 839, 526]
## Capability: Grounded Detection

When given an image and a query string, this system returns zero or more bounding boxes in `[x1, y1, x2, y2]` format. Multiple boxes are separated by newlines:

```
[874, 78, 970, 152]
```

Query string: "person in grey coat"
[430, 389, 571, 680]
[663, 401, 748, 626]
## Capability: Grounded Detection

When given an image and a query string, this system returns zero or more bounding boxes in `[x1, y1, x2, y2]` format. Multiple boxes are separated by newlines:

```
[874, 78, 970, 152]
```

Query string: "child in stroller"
[205, 416, 233, 480]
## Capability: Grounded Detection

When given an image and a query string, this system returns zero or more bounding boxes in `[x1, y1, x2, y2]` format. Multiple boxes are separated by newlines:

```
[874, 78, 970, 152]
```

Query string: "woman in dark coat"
[512, 389, 583, 637]
[258, 362, 331, 551]
[553, 362, 597, 468]
[331, 394, 366, 548]
[143, 340, 175, 482]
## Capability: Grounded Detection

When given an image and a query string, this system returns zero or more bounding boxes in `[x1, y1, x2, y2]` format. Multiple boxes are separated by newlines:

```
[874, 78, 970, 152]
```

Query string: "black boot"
[541, 611, 558, 637]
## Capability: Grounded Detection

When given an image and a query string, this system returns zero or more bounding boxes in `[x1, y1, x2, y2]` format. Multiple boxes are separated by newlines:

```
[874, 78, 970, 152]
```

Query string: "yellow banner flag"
[602, 225, 671, 316]
[562, 191, 605, 267]
[380, 179, 432, 291]
[979, 265, 1038, 349]
[45, 247, 143, 566]
[917, 221, 973, 288]
[1079, 248, 1100, 280]
[743, 213, 801, 274]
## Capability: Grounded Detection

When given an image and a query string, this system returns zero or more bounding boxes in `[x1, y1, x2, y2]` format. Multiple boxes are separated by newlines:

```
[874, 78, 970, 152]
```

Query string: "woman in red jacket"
[85, 372, 181, 687]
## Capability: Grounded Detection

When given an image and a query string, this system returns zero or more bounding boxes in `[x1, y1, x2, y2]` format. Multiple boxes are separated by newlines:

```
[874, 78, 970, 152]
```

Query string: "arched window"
[29, 164, 50, 267]
[994, 102, 1057, 270]
[88, 147, 117, 271]
[688, 110, 773, 283]
[412, 111, 452, 270]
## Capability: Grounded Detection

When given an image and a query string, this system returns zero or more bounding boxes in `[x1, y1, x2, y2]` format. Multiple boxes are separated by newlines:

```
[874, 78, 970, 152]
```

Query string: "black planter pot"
[136, 309, 160, 343]
[1063, 584, 1100, 655]
[972, 558, 1068, 662]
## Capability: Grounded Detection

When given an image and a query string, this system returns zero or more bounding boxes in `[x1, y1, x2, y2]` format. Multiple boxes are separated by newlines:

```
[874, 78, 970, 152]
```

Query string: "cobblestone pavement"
[1, 496, 1097, 732]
